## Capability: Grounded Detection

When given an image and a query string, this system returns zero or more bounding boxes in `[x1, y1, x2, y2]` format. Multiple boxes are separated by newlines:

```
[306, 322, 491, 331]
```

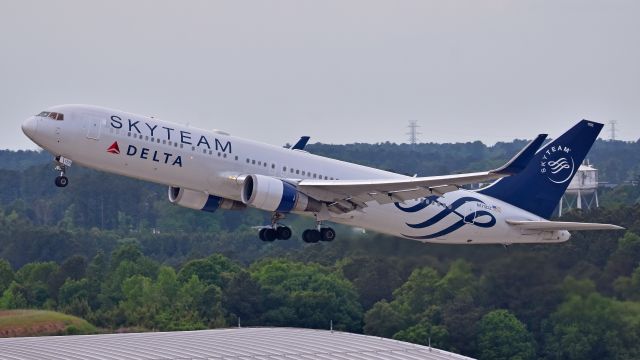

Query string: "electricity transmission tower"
[407, 120, 421, 145]
[609, 120, 617, 141]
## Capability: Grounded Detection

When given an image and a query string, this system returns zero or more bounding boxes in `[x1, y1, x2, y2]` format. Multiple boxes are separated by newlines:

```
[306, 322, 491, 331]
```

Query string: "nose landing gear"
[54, 156, 72, 188]
[55, 175, 69, 188]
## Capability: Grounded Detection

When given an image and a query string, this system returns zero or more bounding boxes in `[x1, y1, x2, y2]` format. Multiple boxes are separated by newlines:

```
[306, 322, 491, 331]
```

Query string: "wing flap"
[506, 220, 625, 231]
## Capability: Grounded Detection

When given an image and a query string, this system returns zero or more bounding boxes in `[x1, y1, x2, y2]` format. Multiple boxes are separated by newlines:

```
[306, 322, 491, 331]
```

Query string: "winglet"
[292, 136, 311, 150]
[491, 134, 547, 175]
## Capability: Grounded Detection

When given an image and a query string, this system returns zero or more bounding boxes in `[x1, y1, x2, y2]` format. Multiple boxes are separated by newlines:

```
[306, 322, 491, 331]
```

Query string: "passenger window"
[296, 170, 300, 175]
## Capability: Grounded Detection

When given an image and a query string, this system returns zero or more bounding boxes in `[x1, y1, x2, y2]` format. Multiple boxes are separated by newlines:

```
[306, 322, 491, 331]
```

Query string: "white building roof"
[0, 327, 474, 360]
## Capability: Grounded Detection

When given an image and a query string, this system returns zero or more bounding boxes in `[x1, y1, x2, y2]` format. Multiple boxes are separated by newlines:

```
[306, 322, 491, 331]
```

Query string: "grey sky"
[2, 0, 639, 150]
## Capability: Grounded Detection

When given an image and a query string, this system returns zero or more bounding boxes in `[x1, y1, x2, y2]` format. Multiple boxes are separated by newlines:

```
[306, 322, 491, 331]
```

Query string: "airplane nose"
[21, 116, 38, 138]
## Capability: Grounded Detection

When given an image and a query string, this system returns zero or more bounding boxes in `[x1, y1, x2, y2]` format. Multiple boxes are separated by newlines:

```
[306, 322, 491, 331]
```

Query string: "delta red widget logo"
[107, 142, 120, 155]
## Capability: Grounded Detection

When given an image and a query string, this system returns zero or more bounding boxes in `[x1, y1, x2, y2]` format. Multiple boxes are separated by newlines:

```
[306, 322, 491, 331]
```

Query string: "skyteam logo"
[540, 145, 575, 184]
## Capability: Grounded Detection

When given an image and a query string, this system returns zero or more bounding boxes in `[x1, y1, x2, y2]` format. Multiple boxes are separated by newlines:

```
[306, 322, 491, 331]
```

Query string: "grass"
[0, 310, 97, 337]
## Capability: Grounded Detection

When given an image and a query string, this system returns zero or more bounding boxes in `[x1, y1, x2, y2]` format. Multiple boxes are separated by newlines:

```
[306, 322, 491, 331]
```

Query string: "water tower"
[558, 162, 599, 216]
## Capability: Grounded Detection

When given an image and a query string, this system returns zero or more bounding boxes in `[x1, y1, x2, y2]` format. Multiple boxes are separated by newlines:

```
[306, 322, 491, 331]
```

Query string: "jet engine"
[168, 187, 245, 212]
[241, 174, 322, 213]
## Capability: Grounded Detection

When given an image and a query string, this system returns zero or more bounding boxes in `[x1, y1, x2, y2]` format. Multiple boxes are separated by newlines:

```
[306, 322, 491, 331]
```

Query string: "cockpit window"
[37, 111, 64, 120]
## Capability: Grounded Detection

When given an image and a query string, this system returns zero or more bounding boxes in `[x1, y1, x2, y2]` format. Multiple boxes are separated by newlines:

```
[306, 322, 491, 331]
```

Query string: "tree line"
[2, 204, 640, 359]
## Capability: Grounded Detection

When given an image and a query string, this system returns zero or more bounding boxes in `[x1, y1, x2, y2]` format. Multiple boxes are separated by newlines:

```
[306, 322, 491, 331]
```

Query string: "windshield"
[36, 111, 64, 120]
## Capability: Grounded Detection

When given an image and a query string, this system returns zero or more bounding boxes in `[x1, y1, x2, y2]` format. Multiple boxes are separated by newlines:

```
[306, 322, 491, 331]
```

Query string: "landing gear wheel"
[276, 226, 292, 240]
[262, 228, 277, 242]
[302, 229, 321, 243]
[55, 176, 69, 188]
[320, 227, 336, 242]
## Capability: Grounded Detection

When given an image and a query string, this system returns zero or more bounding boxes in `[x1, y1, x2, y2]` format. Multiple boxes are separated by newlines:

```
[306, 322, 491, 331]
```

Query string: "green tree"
[363, 300, 409, 337]
[393, 320, 449, 349]
[251, 259, 362, 331]
[476, 310, 535, 360]
[543, 292, 640, 359]
[338, 256, 405, 309]
[223, 270, 264, 326]
[177, 254, 241, 288]
[0, 281, 27, 309]
[601, 232, 640, 293]
[0, 259, 14, 294]
[119, 275, 159, 328]
[58, 278, 92, 317]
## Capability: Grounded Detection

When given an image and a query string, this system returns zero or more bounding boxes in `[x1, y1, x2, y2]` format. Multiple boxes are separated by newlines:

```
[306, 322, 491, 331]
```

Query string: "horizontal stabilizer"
[506, 220, 625, 231]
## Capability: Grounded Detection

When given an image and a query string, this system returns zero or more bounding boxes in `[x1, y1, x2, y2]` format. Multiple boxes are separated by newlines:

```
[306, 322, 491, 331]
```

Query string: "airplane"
[21, 105, 623, 244]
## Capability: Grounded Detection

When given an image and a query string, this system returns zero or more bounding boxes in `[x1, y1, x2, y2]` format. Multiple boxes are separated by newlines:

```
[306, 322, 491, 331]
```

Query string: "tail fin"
[479, 120, 603, 219]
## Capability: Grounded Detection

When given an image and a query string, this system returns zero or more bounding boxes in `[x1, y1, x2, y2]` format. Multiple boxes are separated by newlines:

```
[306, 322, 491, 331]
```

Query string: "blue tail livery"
[478, 120, 604, 219]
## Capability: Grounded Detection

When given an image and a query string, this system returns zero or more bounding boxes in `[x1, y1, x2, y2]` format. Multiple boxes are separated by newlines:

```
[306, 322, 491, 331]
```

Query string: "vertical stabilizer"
[479, 120, 603, 219]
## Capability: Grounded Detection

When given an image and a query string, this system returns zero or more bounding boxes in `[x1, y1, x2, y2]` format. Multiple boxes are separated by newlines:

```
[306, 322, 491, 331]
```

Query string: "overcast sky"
[2, 0, 639, 150]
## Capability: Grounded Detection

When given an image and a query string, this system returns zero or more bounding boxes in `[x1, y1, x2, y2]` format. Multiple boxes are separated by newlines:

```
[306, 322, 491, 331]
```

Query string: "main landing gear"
[258, 225, 293, 242]
[301, 222, 336, 243]
[256, 213, 336, 243]
[258, 212, 293, 242]
[54, 156, 72, 188]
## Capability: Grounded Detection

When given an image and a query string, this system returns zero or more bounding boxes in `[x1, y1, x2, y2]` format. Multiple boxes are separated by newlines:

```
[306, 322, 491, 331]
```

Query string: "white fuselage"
[22, 104, 570, 244]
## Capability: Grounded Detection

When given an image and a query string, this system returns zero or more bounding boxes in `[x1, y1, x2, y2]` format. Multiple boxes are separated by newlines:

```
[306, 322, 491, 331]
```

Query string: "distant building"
[558, 162, 599, 216]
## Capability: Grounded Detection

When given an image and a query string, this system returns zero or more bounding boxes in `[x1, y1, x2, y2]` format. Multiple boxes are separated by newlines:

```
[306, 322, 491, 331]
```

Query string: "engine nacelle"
[241, 174, 322, 213]
[168, 187, 245, 212]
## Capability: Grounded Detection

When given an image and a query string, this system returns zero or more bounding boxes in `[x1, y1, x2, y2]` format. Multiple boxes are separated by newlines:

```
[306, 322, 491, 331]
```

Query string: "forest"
[1, 138, 640, 359]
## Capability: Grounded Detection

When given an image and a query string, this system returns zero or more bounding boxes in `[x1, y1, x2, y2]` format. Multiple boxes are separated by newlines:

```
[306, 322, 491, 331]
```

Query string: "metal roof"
[0, 327, 474, 360]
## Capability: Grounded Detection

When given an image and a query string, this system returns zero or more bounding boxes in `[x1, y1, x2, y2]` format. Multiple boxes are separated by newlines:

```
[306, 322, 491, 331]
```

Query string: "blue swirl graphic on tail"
[395, 196, 496, 240]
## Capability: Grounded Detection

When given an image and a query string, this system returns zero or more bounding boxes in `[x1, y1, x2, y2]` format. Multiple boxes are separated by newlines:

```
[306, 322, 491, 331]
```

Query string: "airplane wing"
[294, 134, 547, 212]
[506, 220, 625, 231]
